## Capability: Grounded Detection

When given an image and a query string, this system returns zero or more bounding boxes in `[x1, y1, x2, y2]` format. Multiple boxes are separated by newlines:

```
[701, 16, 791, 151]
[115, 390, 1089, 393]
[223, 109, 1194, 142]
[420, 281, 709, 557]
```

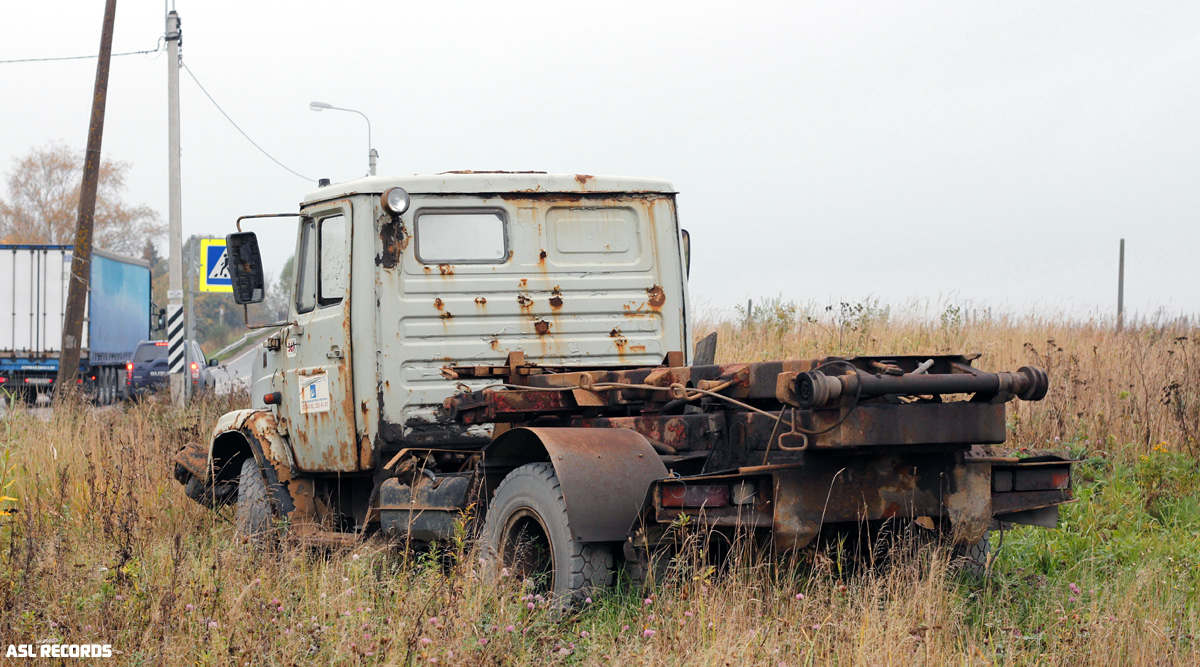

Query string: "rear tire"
[952, 531, 991, 576]
[236, 457, 274, 543]
[482, 462, 613, 605]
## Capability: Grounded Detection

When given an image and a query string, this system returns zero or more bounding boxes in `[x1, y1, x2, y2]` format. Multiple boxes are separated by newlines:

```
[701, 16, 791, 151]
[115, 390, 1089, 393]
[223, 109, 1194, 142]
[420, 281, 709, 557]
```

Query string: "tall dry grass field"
[0, 308, 1197, 665]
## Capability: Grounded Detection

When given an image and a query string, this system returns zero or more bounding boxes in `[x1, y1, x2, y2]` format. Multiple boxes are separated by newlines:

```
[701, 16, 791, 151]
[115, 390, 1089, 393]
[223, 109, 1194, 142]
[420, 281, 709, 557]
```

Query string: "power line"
[0, 47, 160, 65]
[180, 61, 315, 183]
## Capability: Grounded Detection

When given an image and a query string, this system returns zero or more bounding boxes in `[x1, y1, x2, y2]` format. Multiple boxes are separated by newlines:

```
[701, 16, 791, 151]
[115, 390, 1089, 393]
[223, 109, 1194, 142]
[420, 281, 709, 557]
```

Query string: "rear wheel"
[952, 531, 992, 576]
[482, 462, 613, 605]
[236, 457, 274, 543]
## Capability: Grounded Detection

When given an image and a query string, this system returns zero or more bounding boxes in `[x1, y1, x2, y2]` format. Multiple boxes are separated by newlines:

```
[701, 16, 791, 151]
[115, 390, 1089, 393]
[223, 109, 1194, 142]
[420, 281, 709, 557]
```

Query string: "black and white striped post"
[166, 303, 186, 388]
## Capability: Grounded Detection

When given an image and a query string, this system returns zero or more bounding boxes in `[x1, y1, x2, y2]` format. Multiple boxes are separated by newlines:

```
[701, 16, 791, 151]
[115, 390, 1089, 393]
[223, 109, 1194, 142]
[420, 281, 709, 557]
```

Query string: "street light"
[309, 100, 377, 176]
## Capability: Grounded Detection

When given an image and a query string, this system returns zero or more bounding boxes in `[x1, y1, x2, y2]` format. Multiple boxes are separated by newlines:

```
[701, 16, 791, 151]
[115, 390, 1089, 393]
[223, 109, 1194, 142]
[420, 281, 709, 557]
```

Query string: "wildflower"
[795, 593, 805, 600]
[643, 598, 653, 606]
[352, 553, 360, 561]
[684, 611, 693, 618]
[557, 648, 572, 656]
[584, 597, 592, 604]
[811, 624, 820, 630]
[185, 604, 194, 612]
[1069, 583, 1081, 595]
[501, 568, 511, 577]
[581, 631, 590, 638]
[622, 625, 630, 631]
[447, 651, 454, 659]
[648, 613, 656, 622]
[272, 598, 280, 605]
[505, 625, 516, 633]
[1068, 597, 1077, 603]
[419, 637, 432, 646]
[114, 595, 125, 601]
[642, 629, 656, 638]
[479, 638, 489, 647]
[320, 593, 327, 599]
[527, 602, 535, 610]
[208, 621, 219, 629]
[253, 578, 262, 585]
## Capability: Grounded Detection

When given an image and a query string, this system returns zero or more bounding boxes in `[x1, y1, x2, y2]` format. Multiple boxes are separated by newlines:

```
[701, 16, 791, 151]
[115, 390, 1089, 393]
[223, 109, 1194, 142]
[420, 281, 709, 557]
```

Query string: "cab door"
[279, 207, 359, 472]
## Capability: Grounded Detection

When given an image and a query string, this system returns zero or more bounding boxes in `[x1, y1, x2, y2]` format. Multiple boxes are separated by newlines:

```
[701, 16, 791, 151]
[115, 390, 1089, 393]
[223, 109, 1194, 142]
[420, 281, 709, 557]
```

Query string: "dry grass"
[0, 309, 1197, 665]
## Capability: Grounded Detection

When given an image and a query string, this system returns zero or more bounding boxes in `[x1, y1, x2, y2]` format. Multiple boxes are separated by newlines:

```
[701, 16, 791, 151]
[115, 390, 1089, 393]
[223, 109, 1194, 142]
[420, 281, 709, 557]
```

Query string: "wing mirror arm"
[230, 213, 302, 330]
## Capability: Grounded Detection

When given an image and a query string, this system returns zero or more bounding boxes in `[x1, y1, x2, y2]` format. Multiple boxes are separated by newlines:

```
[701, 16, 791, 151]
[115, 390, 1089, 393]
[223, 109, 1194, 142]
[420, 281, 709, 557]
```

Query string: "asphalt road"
[210, 343, 260, 395]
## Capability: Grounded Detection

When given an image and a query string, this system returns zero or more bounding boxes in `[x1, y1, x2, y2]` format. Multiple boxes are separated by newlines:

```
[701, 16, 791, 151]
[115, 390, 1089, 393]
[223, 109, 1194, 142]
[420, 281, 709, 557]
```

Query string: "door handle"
[326, 348, 344, 359]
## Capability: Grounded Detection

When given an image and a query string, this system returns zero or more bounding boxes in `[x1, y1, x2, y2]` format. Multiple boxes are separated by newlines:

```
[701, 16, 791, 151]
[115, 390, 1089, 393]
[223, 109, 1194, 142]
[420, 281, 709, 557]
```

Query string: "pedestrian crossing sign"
[198, 238, 232, 293]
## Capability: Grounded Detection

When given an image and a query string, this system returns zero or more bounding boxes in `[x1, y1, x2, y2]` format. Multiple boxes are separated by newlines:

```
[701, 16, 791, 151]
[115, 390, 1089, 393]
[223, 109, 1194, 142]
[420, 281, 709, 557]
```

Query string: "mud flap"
[945, 462, 992, 545]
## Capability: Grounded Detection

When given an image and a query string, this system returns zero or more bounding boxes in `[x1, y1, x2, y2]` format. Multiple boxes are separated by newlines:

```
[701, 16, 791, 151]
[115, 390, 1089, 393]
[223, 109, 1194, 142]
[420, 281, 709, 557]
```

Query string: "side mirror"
[155, 307, 166, 331]
[227, 232, 265, 304]
[208, 358, 219, 367]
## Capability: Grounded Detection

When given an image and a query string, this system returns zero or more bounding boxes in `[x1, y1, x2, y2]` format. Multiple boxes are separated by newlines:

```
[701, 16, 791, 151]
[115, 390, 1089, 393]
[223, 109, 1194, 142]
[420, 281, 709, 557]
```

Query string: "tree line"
[0, 142, 291, 352]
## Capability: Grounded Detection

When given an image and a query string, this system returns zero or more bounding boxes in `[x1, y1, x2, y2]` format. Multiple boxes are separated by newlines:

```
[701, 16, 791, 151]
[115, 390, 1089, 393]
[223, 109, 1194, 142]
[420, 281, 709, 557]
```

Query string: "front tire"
[236, 457, 274, 543]
[482, 462, 613, 604]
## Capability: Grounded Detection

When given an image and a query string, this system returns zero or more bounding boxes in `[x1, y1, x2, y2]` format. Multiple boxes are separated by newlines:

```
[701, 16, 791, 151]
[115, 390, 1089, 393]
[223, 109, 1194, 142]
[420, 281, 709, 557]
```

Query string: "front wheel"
[236, 457, 274, 544]
[482, 462, 613, 604]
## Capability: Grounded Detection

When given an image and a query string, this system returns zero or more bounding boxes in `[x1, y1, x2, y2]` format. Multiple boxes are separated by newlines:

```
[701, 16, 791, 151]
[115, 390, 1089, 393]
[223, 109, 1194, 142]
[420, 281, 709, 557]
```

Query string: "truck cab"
[253, 172, 688, 472]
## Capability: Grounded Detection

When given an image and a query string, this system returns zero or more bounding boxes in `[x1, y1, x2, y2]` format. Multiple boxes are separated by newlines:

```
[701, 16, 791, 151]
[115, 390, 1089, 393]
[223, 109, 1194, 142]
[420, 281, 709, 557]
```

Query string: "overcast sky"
[2, 1, 1197, 319]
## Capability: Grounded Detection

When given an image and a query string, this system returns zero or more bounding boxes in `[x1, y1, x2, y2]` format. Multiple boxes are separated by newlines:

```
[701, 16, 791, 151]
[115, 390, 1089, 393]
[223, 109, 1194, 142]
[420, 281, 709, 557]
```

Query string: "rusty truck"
[172, 172, 1073, 600]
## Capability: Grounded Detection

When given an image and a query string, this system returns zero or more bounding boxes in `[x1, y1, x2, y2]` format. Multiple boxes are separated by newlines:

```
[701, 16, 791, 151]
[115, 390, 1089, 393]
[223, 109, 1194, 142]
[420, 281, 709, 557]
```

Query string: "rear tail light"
[190, 362, 199, 380]
[126, 363, 133, 382]
[661, 483, 730, 508]
[0, 377, 7, 384]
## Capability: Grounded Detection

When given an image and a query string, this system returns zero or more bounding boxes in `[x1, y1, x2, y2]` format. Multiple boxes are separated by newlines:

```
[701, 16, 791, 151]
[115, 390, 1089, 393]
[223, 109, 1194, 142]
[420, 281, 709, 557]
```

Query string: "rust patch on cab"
[438, 264, 455, 275]
[516, 294, 534, 309]
[433, 298, 444, 310]
[646, 285, 666, 309]
[534, 319, 551, 336]
[549, 286, 563, 310]
[574, 174, 594, 186]
[475, 296, 487, 306]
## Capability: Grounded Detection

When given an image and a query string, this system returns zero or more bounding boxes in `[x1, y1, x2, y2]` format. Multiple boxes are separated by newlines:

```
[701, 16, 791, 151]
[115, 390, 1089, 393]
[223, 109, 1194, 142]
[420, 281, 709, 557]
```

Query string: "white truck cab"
[243, 172, 690, 474]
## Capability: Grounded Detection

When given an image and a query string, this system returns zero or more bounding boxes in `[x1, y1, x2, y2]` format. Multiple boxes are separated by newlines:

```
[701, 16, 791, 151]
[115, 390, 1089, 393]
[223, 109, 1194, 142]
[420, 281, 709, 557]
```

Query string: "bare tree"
[0, 142, 164, 255]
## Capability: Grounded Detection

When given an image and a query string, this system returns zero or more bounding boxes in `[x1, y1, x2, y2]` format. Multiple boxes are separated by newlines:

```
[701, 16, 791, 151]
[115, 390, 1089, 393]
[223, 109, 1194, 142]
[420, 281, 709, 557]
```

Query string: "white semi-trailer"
[0, 245, 157, 403]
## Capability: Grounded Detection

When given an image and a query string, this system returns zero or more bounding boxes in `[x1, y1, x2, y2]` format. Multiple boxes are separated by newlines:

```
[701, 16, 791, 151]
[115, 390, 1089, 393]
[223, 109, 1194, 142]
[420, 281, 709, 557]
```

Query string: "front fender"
[483, 427, 668, 542]
[174, 409, 298, 518]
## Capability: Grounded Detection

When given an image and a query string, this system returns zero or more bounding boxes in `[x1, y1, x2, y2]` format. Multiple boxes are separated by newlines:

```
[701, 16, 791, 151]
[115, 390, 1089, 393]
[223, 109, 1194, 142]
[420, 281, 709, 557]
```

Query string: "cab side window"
[295, 219, 317, 313]
[318, 215, 346, 306]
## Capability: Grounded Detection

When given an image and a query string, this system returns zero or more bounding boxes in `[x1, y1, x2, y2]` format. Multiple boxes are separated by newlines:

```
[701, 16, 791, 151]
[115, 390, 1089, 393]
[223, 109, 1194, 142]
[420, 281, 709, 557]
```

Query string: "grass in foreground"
[0, 315, 1197, 665]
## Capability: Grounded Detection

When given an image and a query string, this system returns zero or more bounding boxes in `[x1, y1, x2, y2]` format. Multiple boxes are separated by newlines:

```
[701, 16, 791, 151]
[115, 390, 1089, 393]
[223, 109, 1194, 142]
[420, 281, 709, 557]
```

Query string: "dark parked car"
[125, 340, 218, 397]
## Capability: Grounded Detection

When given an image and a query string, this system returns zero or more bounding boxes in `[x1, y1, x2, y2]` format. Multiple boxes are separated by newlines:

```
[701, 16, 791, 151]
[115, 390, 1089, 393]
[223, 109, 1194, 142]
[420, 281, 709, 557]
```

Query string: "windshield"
[134, 343, 168, 363]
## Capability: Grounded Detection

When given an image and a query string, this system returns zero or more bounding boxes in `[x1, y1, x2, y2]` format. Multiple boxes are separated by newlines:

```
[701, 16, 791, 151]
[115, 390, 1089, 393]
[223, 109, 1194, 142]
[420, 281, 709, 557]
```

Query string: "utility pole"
[57, 0, 118, 396]
[185, 236, 196, 402]
[1117, 238, 1125, 332]
[166, 10, 186, 406]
